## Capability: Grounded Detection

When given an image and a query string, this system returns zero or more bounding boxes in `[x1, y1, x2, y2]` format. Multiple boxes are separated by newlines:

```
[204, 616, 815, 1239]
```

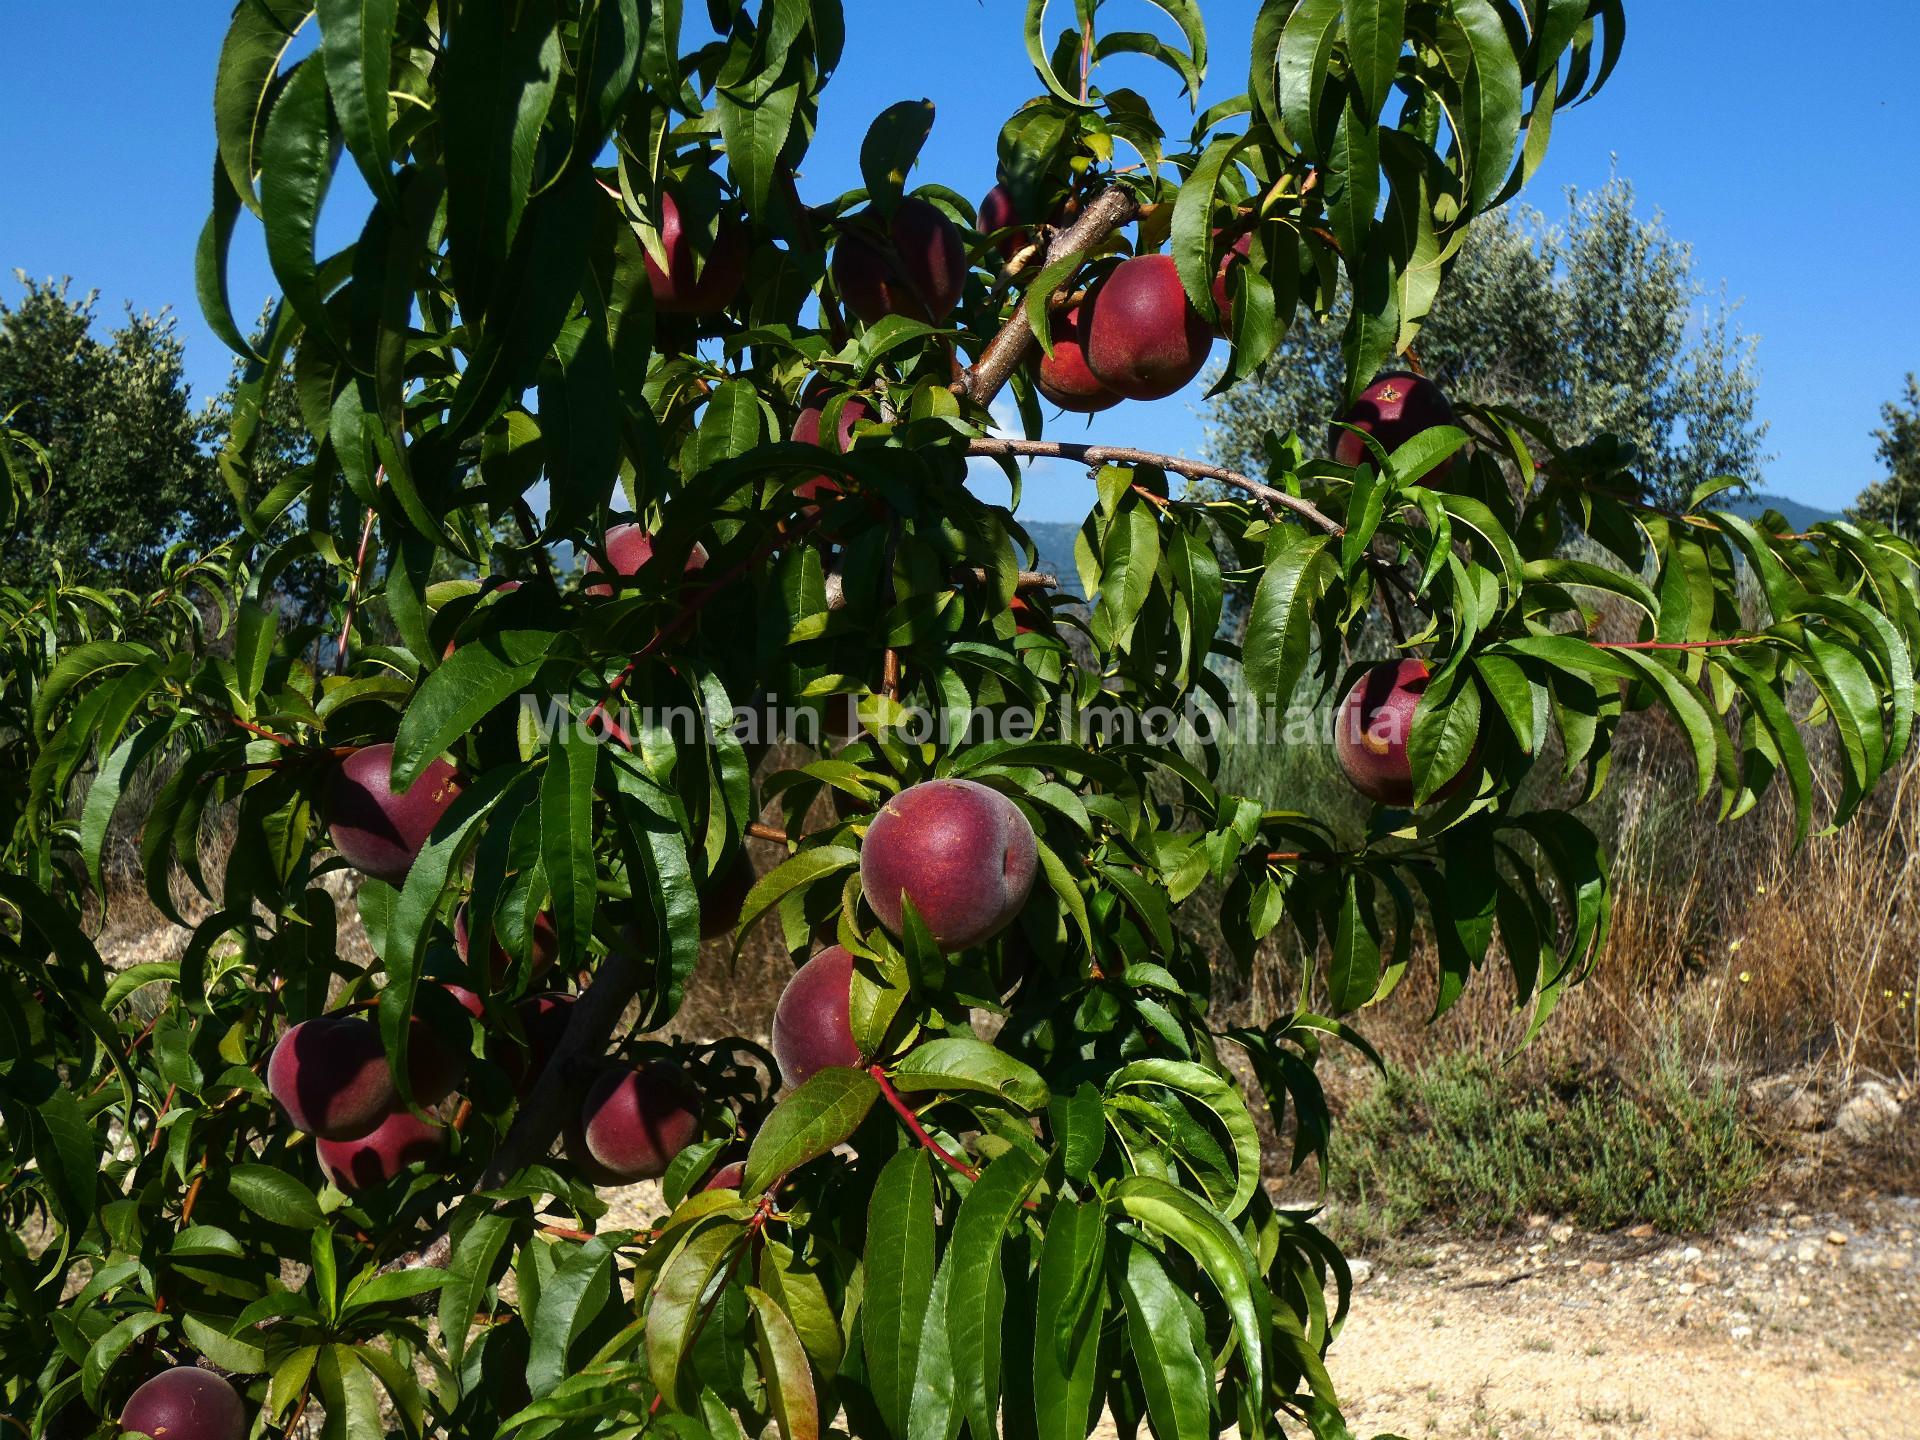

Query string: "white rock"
[1835, 1081, 1902, 1145]
[1348, 1258, 1374, 1287]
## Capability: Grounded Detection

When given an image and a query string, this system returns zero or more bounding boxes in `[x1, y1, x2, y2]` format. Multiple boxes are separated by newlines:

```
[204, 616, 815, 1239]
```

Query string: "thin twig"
[1592, 636, 1768, 651]
[335, 494, 381, 674]
[871, 1065, 979, 1181]
[966, 437, 1345, 536]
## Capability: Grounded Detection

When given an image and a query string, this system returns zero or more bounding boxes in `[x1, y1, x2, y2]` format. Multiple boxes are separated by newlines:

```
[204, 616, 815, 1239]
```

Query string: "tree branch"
[965, 437, 1345, 536]
[954, 187, 1141, 408]
[381, 944, 643, 1275]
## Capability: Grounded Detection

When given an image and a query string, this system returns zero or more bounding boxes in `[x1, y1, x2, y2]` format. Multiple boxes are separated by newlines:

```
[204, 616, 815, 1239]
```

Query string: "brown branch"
[1592, 635, 1768, 651]
[476, 945, 640, 1193]
[745, 821, 792, 844]
[966, 437, 1345, 536]
[954, 187, 1142, 407]
[226, 714, 296, 747]
[380, 945, 644, 1277]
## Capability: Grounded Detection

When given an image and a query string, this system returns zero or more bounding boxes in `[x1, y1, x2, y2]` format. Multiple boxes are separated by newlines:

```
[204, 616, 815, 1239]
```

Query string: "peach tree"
[5, 1, 1917, 1438]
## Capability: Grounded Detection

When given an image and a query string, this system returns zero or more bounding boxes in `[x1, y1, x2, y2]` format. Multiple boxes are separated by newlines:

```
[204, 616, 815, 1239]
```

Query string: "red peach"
[860, 779, 1038, 951]
[328, 743, 464, 887]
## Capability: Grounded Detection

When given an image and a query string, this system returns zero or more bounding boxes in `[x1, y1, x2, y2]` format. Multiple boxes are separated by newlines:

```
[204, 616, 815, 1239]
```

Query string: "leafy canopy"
[3, 4, 1916, 1440]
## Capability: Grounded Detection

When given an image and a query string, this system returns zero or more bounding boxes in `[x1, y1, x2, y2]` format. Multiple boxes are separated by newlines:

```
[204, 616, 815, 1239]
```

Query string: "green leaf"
[528, 1236, 617, 1398]
[541, 718, 600, 973]
[391, 630, 557, 787]
[1024, 250, 1088, 358]
[1343, 0, 1407, 116]
[440, 1208, 515, 1369]
[747, 1285, 822, 1440]
[717, 80, 801, 218]
[442, 0, 563, 311]
[1327, 871, 1382, 1011]
[181, 1312, 268, 1375]
[197, 158, 264, 361]
[229, 1164, 325, 1228]
[1170, 133, 1244, 324]
[1119, 1240, 1210, 1440]
[1243, 533, 1332, 710]
[1106, 1177, 1268, 1403]
[647, 1221, 741, 1405]
[744, 1067, 880, 1194]
[316, 0, 399, 201]
[1024, 0, 1092, 108]
[1451, 0, 1525, 214]
[314, 1343, 383, 1439]
[736, 845, 862, 940]
[1408, 662, 1482, 804]
[260, 55, 340, 344]
[863, 1149, 936, 1435]
[1031, 1199, 1105, 1440]
[82, 1311, 171, 1411]
[214, 0, 315, 213]
[906, 1248, 962, 1440]
[1048, 1082, 1105, 1183]
[860, 99, 937, 214]
[1277, 0, 1343, 156]
[889, 1037, 1049, 1112]
[1106, 1060, 1261, 1219]
[947, 1149, 1042, 1440]
[1325, 97, 1380, 261]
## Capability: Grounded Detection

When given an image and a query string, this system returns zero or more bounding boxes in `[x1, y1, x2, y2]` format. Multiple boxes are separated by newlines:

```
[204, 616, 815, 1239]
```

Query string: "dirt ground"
[1325, 1194, 1920, 1440]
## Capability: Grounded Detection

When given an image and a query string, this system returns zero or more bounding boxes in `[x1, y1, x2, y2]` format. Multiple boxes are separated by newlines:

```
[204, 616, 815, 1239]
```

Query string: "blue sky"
[3, 2, 1915, 525]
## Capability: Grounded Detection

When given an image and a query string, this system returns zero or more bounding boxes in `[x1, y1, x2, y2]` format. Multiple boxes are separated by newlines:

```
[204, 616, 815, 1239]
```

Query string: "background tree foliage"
[1852, 373, 1920, 535]
[0, 277, 234, 587]
[1206, 176, 1769, 510]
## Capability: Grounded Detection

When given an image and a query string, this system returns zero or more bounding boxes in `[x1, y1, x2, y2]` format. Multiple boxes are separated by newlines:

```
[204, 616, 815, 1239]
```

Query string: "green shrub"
[1328, 1050, 1767, 1249]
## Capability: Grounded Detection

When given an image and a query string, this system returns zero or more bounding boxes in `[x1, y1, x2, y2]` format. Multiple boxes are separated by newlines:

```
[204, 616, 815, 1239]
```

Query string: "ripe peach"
[328, 743, 463, 886]
[316, 1107, 446, 1191]
[454, 903, 558, 981]
[1082, 254, 1213, 401]
[267, 1016, 394, 1140]
[572, 1063, 702, 1183]
[770, 945, 863, 1087]
[1330, 372, 1459, 478]
[1334, 659, 1477, 806]
[583, 523, 709, 598]
[644, 189, 748, 317]
[1030, 305, 1119, 413]
[1008, 593, 1048, 635]
[860, 779, 1038, 951]
[700, 1159, 748, 1192]
[832, 198, 967, 324]
[120, 1367, 246, 1440]
[977, 183, 1028, 261]
[789, 387, 876, 505]
[1210, 231, 1252, 333]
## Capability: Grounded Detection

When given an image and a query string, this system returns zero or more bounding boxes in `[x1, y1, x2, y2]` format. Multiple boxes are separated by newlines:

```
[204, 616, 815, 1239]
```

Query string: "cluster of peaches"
[639, 177, 1470, 805]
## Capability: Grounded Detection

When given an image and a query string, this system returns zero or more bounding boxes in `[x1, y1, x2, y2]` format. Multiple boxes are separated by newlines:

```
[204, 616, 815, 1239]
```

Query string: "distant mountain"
[1716, 492, 1841, 531]
[1021, 521, 1085, 597]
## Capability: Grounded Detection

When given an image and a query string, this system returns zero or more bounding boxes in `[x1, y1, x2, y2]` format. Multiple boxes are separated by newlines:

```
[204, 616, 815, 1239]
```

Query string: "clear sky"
[3, 1, 1915, 525]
